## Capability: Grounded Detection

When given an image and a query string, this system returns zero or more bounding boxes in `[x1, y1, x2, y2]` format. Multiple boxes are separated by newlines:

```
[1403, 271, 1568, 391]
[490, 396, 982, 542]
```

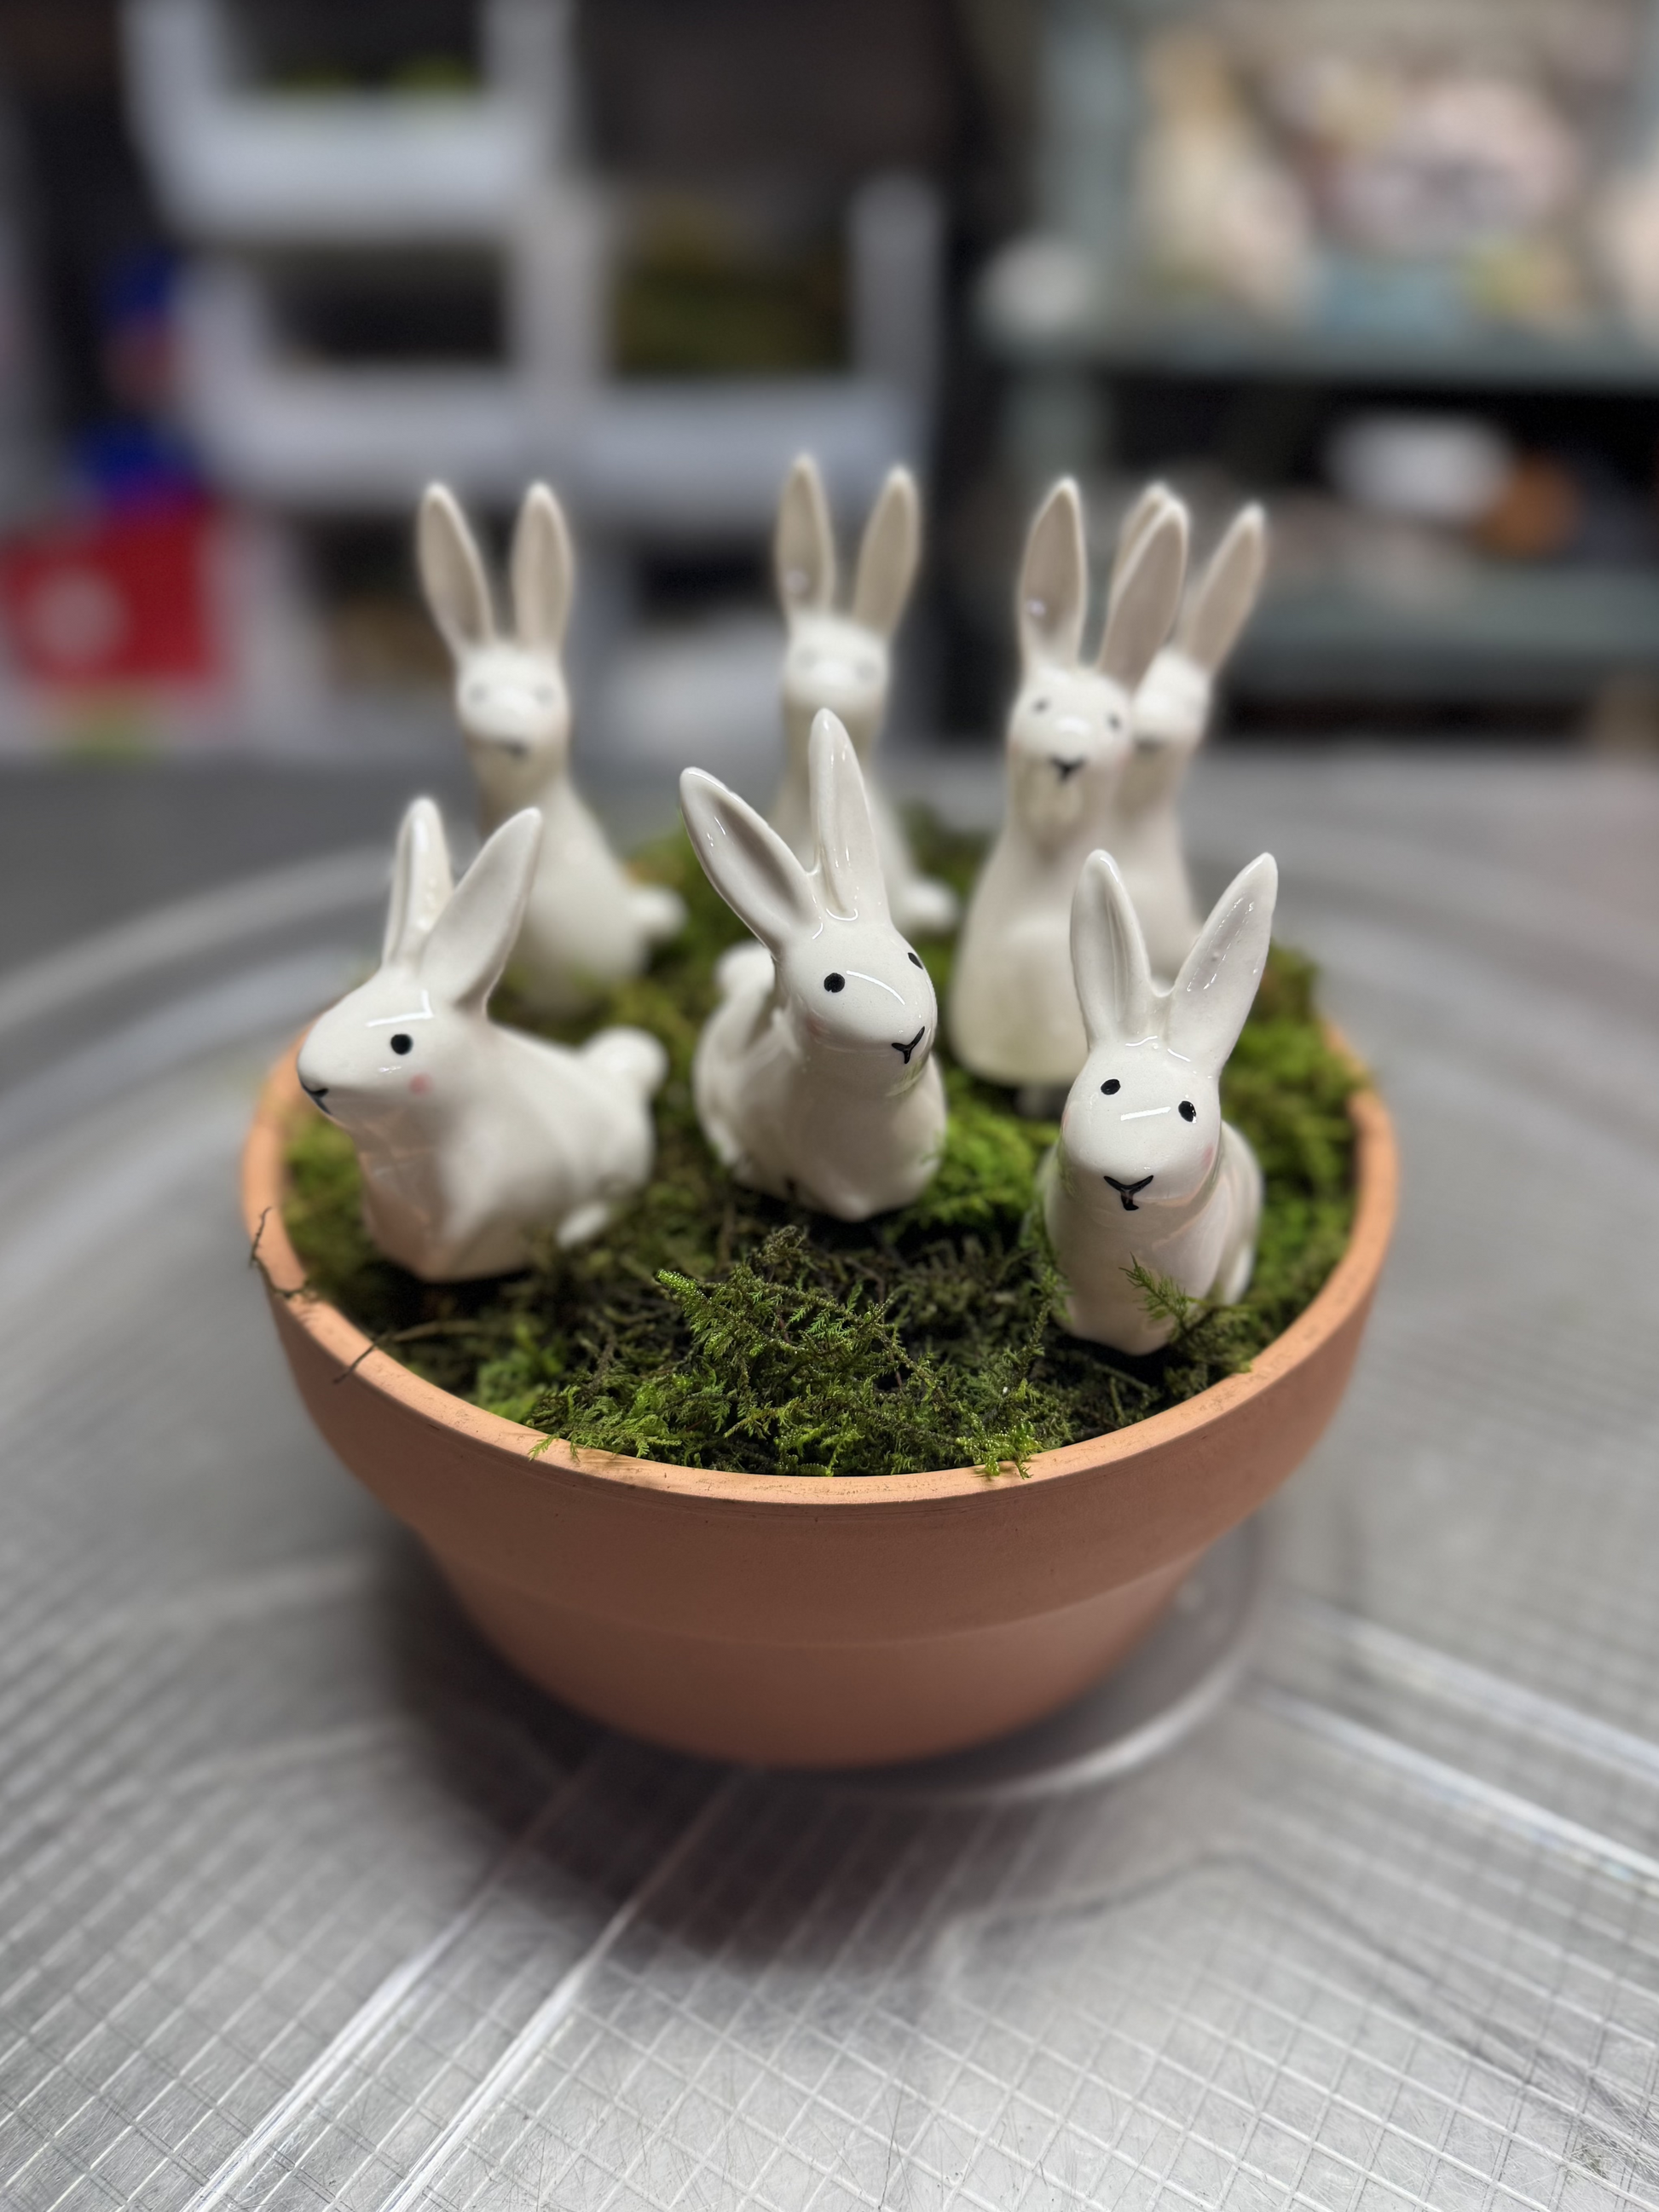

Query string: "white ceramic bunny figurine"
[949, 478, 1189, 1100]
[682, 708, 945, 1222]
[419, 481, 685, 1016]
[769, 454, 959, 939]
[1041, 847, 1277, 1354]
[1110, 487, 1269, 980]
[296, 798, 668, 1281]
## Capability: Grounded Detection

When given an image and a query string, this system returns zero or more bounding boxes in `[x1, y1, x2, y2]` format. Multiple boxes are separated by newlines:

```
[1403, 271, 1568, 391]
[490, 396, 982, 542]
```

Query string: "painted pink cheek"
[409, 1073, 433, 1095]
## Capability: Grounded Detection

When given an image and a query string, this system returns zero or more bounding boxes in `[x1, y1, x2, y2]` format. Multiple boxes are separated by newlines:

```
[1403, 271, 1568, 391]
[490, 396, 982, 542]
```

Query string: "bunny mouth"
[1105, 1173, 1153, 1211]
[300, 1080, 333, 1118]
[1050, 756, 1085, 782]
[891, 1027, 927, 1066]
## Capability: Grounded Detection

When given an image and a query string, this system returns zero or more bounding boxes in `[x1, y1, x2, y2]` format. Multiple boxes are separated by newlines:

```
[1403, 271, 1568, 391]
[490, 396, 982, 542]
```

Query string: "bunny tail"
[581, 1026, 669, 1102]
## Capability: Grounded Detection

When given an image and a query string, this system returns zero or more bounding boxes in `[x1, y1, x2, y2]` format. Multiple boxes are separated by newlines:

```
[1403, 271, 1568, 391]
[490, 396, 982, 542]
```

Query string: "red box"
[0, 500, 219, 690]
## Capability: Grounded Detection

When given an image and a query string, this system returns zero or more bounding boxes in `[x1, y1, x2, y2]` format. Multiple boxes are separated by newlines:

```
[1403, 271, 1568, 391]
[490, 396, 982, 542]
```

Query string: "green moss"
[283, 825, 1359, 1478]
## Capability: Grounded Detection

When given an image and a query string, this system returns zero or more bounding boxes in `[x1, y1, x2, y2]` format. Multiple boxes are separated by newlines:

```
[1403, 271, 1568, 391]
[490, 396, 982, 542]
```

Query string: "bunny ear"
[1107, 480, 1176, 600]
[1166, 853, 1277, 1070]
[774, 454, 836, 618]
[809, 709, 890, 923]
[1098, 500, 1188, 694]
[680, 766, 820, 956]
[1177, 504, 1268, 674]
[418, 483, 494, 656]
[1017, 478, 1087, 670]
[1071, 849, 1156, 1052]
[382, 796, 454, 968]
[510, 481, 575, 653]
[418, 810, 541, 1008]
[850, 466, 920, 638]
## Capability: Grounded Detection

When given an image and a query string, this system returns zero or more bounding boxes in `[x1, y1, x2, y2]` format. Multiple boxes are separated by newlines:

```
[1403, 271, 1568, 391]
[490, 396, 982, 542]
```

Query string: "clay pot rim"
[243, 1039, 1397, 1512]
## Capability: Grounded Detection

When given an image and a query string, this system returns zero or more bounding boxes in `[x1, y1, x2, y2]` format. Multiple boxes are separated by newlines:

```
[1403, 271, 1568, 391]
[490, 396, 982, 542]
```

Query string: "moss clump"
[283, 826, 1359, 1478]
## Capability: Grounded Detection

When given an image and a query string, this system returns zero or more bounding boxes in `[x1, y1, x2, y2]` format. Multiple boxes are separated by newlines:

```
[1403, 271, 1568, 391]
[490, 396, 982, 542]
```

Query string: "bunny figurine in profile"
[768, 454, 958, 938]
[949, 477, 1188, 1102]
[296, 798, 668, 1281]
[419, 481, 685, 1016]
[681, 708, 945, 1222]
[1041, 847, 1277, 1354]
[1108, 486, 1269, 979]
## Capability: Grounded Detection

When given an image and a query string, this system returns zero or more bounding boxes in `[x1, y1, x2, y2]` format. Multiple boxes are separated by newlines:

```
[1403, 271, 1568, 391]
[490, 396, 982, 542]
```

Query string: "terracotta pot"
[244, 1053, 1396, 1768]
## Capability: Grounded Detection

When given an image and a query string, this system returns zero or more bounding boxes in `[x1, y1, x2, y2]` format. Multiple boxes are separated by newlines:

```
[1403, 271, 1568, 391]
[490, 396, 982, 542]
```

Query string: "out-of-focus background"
[10, 14, 1659, 2209]
[4, 0, 1659, 876]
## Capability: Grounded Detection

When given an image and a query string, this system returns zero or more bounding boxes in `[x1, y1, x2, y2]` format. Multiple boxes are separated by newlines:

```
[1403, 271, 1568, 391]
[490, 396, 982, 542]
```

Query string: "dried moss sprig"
[283, 822, 1358, 1478]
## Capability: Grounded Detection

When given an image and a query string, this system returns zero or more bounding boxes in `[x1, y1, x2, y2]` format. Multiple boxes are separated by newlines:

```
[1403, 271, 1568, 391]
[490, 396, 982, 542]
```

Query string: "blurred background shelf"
[1242, 563, 1659, 696]
[123, 0, 569, 245]
[5, 0, 1659, 752]
[984, 304, 1659, 394]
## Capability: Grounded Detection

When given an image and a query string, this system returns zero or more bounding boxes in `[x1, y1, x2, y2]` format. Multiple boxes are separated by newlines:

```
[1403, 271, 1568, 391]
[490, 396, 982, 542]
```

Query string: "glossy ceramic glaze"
[294, 798, 667, 1280]
[419, 481, 685, 1015]
[1043, 850, 1275, 1354]
[950, 479, 1189, 1090]
[1114, 494, 1269, 980]
[682, 710, 945, 1222]
[244, 1044, 1395, 1768]
[767, 455, 958, 939]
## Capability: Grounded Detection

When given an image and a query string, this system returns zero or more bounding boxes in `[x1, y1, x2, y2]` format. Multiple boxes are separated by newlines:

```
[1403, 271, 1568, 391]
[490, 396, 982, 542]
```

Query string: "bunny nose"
[891, 1027, 927, 1066]
[301, 1080, 332, 1117]
[1105, 1173, 1153, 1211]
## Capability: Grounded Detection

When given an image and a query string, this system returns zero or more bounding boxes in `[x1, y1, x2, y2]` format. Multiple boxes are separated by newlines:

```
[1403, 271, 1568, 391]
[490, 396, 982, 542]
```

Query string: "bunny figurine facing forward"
[419, 481, 685, 1016]
[950, 477, 1188, 1100]
[1041, 847, 1277, 1355]
[1109, 486, 1269, 980]
[296, 798, 668, 1281]
[682, 709, 945, 1222]
[769, 455, 958, 939]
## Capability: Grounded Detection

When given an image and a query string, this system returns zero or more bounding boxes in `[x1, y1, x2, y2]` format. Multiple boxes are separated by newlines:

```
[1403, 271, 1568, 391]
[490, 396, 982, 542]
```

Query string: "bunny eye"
[824, 973, 846, 993]
[1179, 1100, 1196, 1121]
[1107, 713, 1124, 731]
[390, 1034, 413, 1056]
[907, 951, 923, 968]
[1032, 696, 1049, 713]
[1101, 1077, 1120, 1094]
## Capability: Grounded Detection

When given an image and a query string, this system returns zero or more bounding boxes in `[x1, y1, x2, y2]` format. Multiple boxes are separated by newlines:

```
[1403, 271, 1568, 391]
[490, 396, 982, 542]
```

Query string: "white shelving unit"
[124, 0, 567, 245]
[122, 0, 939, 526]
[121, 0, 942, 753]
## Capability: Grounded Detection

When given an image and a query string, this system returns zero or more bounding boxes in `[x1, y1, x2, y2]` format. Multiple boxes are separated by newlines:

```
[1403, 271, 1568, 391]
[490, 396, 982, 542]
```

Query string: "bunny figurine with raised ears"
[1108, 484, 1269, 980]
[769, 455, 959, 939]
[681, 708, 945, 1222]
[1041, 847, 1277, 1355]
[419, 481, 685, 1016]
[949, 477, 1188, 1100]
[296, 798, 668, 1281]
